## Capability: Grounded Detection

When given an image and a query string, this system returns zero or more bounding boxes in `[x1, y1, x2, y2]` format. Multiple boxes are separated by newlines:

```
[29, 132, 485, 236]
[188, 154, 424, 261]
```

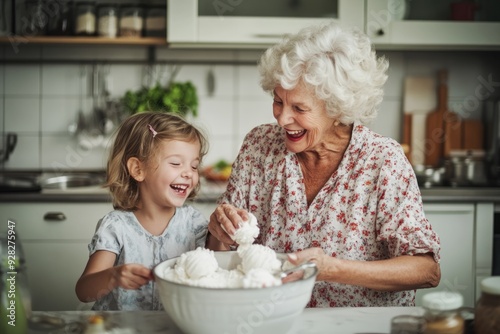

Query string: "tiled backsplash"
[0, 43, 498, 171]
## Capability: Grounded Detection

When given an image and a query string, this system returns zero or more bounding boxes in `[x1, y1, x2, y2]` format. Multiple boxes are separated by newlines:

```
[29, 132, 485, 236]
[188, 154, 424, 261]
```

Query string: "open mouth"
[286, 129, 306, 142]
[171, 184, 189, 195]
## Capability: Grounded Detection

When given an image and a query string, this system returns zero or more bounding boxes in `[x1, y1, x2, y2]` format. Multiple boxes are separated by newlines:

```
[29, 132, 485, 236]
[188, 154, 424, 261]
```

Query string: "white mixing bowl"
[153, 251, 317, 334]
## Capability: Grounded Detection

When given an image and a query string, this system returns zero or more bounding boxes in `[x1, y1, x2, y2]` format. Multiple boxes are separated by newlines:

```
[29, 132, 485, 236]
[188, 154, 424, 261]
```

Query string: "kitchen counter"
[420, 186, 500, 203]
[0, 178, 226, 203]
[1, 185, 499, 203]
[29, 307, 425, 334]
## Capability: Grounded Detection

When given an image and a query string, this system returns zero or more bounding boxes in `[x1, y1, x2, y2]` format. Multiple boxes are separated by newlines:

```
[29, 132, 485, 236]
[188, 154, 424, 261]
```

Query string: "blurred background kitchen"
[0, 0, 500, 312]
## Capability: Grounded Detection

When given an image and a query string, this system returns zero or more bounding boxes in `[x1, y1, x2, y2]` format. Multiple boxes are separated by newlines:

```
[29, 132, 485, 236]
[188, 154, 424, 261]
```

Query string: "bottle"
[97, 4, 118, 38]
[119, 5, 143, 37]
[422, 291, 464, 334]
[0, 232, 30, 334]
[475, 277, 500, 334]
[75, 2, 96, 36]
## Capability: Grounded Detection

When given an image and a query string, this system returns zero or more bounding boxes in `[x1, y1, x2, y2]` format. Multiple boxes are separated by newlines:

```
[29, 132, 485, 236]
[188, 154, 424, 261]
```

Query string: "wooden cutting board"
[403, 76, 437, 166]
[443, 111, 462, 157]
[462, 120, 484, 150]
[424, 70, 448, 167]
[402, 114, 412, 163]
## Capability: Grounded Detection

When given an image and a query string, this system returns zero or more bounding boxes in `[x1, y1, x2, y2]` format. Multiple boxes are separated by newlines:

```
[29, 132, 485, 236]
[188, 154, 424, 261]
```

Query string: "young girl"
[75, 112, 209, 310]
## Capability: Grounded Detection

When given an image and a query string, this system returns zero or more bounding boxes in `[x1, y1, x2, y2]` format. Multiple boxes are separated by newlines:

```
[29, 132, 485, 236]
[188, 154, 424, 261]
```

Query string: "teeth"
[172, 185, 188, 191]
[287, 130, 304, 136]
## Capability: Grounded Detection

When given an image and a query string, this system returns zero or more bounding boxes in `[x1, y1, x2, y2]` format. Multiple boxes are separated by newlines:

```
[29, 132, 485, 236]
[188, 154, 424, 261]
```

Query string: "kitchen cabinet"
[167, 0, 364, 47]
[0, 202, 113, 311]
[167, 0, 500, 49]
[416, 203, 478, 308]
[366, 0, 500, 50]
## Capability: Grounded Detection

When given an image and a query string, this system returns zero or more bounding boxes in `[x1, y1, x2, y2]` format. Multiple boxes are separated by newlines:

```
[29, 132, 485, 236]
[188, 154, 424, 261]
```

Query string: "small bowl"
[153, 251, 317, 334]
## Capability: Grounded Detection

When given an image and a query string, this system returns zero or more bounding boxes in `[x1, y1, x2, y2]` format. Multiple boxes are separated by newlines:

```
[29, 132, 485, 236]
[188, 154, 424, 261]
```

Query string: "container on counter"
[47, 0, 73, 36]
[75, 2, 96, 36]
[475, 277, 500, 334]
[97, 4, 118, 38]
[422, 292, 464, 334]
[144, 6, 166, 37]
[119, 5, 143, 37]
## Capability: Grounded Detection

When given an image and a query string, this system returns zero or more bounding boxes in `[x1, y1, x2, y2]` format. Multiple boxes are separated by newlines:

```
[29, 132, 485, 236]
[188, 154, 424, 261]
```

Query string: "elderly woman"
[206, 22, 441, 307]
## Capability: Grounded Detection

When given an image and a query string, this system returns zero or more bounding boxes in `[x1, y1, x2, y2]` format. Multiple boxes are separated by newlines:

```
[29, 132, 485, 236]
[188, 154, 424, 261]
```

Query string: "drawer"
[0, 203, 112, 240]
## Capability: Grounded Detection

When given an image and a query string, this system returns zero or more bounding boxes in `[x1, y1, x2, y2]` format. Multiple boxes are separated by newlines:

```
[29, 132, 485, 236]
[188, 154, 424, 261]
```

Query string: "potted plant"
[122, 81, 198, 117]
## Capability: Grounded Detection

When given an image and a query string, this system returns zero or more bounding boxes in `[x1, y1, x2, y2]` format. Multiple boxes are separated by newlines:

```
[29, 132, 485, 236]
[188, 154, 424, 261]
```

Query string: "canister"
[422, 291, 464, 334]
[475, 277, 500, 334]
[97, 4, 118, 38]
[119, 5, 143, 37]
[144, 6, 166, 37]
[75, 2, 96, 36]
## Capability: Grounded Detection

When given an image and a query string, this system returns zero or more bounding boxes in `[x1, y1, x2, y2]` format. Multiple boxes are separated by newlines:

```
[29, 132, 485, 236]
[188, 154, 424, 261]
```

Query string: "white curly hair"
[258, 21, 389, 125]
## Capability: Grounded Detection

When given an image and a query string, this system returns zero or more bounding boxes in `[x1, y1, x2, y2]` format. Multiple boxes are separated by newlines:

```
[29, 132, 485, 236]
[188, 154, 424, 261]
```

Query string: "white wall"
[0, 43, 498, 171]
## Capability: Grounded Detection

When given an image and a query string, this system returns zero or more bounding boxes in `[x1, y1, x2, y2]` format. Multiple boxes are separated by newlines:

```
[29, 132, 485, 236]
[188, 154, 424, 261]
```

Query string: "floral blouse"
[219, 123, 440, 307]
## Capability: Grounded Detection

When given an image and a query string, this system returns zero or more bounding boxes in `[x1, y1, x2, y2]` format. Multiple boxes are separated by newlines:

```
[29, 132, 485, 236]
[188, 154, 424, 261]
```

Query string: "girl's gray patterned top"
[88, 206, 208, 311]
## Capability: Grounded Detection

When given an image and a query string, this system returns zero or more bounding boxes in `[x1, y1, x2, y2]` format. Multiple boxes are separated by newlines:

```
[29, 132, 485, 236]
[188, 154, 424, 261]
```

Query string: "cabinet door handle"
[43, 212, 66, 221]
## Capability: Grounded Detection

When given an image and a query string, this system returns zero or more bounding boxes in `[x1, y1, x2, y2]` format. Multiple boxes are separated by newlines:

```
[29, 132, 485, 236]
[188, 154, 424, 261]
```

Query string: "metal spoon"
[276, 262, 316, 282]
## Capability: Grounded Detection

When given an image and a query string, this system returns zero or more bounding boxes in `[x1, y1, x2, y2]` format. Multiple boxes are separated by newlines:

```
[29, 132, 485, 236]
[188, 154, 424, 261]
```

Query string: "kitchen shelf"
[0, 36, 167, 46]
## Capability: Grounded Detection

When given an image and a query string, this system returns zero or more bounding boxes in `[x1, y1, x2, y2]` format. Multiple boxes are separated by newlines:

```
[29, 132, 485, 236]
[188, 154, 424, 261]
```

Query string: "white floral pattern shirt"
[219, 123, 440, 307]
[88, 207, 208, 310]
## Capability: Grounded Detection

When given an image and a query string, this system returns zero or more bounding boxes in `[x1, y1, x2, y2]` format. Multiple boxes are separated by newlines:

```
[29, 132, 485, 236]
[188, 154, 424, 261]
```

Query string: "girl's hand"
[112, 264, 153, 290]
[207, 204, 249, 247]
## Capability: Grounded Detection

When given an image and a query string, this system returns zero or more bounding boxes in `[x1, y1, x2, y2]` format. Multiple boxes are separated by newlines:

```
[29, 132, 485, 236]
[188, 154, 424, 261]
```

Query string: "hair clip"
[148, 124, 157, 138]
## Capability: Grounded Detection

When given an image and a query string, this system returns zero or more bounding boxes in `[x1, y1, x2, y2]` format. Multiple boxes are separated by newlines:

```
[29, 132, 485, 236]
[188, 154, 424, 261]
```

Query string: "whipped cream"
[162, 213, 285, 288]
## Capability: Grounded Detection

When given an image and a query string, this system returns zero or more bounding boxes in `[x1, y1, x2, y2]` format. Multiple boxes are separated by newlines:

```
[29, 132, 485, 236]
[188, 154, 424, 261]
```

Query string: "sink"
[0, 173, 41, 192]
[40, 173, 106, 190]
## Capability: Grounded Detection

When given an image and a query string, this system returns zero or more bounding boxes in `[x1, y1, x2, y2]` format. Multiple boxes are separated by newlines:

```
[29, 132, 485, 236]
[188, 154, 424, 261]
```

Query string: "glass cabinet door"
[198, 0, 339, 19]
[168, 0, 364, 46]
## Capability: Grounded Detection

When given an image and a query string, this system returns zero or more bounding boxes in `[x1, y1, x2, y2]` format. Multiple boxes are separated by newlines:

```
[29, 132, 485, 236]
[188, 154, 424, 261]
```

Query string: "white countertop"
[30, 307, 425, 334]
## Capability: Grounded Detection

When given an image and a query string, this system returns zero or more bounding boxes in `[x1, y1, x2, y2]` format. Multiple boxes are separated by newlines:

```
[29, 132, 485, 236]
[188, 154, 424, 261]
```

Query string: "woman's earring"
[334, 120, 340, 126]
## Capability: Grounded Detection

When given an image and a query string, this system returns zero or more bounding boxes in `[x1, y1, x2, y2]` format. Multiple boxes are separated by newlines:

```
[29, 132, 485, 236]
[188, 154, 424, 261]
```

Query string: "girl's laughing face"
[141, 139, 201, 208]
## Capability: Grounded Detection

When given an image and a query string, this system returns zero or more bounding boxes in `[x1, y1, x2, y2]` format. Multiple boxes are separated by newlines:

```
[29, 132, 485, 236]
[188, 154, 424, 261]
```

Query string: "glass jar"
[75, 2, 96, 36]
[47, 0, 73, 36]
[422, 292, 464, 334]
[20, 0, 47, 36]
[144, 6, 166, 37]
[475, 277, 500, 334]
[119, 5, 143, 37]
[97, 4, 118, 38]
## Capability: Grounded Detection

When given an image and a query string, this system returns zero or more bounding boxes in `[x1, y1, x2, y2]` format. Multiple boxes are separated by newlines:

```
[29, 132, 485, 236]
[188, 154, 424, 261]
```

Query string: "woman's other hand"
[287, 247, 332, 281]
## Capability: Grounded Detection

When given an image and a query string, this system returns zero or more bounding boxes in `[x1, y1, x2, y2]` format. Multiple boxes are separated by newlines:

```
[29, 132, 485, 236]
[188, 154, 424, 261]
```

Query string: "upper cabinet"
[366, 0, 500, 50]
[167, 0, 500, 50]
[167, 0, 364, 47]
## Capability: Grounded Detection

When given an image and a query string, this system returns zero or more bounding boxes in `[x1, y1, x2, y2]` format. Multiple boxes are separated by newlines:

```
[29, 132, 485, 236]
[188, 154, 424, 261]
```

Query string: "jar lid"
[480, 277, 500, 295]
[422, 291, 463, 310]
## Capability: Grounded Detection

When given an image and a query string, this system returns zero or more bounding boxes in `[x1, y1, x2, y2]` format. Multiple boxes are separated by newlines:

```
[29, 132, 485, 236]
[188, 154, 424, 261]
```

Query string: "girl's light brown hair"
[105, 112, 208, 211]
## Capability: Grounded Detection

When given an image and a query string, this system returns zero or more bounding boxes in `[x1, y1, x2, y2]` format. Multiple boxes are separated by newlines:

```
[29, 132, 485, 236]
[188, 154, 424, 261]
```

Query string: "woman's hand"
[287, 247, 333, 281]
[111, 264, 153, 290]
[207, 204, 249, 249]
